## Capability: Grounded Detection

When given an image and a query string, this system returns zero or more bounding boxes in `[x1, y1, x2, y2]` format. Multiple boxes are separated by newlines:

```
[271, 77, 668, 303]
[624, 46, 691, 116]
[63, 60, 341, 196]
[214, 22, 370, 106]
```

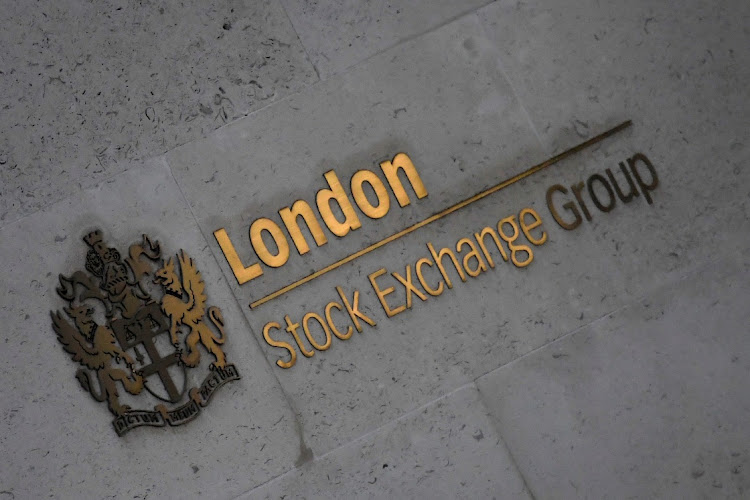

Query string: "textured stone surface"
[0, 160, 303, 499]
[0, 0, 316, 225]
[478, 0, 750, 152]
[477, 0, 750, 217]
[478, 0, 750, 280]
[281, 0, 494, 78]
[167, 13, 552, 455]
[477, 253, 750, 499]
[243, 385, 531, 500]
[473, 0, 750, 358]
[1, 0, 749, 498]
[166, 2, 750, 461]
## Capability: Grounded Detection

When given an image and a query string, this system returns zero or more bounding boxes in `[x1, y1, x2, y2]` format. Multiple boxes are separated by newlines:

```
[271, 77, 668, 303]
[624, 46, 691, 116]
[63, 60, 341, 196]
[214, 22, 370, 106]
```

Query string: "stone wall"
[1, 1, 748, 498]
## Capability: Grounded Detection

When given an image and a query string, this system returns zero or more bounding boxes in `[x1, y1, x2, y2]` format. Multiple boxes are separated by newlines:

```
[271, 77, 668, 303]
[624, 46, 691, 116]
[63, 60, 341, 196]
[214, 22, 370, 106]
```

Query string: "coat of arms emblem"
[50, 230, 240, 436]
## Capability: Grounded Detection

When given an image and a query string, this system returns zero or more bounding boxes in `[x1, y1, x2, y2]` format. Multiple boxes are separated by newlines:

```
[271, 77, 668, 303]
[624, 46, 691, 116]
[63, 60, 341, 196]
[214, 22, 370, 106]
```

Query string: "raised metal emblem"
[50, 230, 240, 436]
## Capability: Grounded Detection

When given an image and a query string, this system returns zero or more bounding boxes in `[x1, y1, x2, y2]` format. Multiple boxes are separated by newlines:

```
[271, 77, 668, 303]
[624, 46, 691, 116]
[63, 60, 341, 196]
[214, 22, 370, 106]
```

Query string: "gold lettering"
[498, 216, 533, 268]
[336, 286, 376, 332]
[587, 174, 616, 212]
[416, 257, 443, 296]
[571, 181, 592, 221]
[317, 170, 362, 237]
[351, 169, 391, 219]
[427, 242, 466, 288]
[392, 265, 427, 308]
[368, 268, 405, 317]
[456, 237, 487, 277]
[380, 153, 428, 207]
[546, 184, 582, 230]
[213, 228, 263, 285]
[473, 226, 508, 268]
[279, 200, 328, 255]
[263, 321, 297, 369]
[302, 312, 332, 351]
[250, 218, 290, 268]
[606, 163, 640, 203]
[628, 153, 659, 204]
[284, 315, 314, 358]
[519, 208, 548, 246]
[325, 301, 353, 340]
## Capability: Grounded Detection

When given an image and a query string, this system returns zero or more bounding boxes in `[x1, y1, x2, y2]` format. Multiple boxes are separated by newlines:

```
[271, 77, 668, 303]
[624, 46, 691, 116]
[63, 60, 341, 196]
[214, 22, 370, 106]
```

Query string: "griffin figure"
[51, 305, 144, 415]
[154, 250, 227, 369]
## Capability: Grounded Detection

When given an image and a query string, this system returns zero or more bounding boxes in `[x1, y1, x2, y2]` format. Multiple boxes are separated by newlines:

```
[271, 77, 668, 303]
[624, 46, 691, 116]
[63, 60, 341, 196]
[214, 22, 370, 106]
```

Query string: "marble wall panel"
[474, 0, 750, 360]
[477, 253, 750, 499]
[166, 5, 750, 457]
[0, 160, 303, 499]
[478, 0, 749, 153]
[0, 0, 316, 225]
[280, 0, 494, 79]
[0, 1, 747, 498]
[477, 0, 750, 247]
[243, 385, 532, 500]
[166, 14, 559, 454]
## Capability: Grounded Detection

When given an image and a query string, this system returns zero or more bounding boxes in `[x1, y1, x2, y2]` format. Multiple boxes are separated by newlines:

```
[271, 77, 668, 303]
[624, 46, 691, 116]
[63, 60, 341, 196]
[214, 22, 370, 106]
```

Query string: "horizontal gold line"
[250, 119, 632, 308]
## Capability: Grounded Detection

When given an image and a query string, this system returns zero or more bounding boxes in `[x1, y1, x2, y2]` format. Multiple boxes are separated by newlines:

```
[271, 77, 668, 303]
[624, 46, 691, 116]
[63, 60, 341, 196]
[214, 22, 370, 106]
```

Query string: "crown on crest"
[84, 230, 121, 277]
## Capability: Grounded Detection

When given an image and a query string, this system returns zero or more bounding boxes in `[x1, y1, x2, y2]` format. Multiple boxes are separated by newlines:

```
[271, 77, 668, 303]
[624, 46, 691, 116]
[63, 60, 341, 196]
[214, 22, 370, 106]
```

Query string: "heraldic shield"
[50, 230, 240, 436]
